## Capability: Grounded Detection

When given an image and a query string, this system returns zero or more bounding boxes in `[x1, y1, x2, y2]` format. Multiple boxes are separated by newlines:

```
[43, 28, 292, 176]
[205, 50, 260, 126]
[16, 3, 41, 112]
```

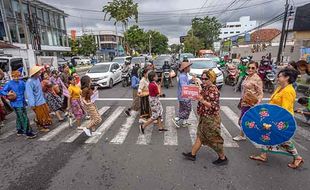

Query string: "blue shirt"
[0, 80, 26, 108]
[178, 72, 191, 101]
[25, 77, 46, 107]
[131, 75, 140, 89]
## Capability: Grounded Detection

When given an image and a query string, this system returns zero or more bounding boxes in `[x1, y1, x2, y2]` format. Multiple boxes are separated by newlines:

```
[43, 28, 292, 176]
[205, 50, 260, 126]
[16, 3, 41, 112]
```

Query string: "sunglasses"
[247, 66, 256, 70]
[201, 77, 209, 80]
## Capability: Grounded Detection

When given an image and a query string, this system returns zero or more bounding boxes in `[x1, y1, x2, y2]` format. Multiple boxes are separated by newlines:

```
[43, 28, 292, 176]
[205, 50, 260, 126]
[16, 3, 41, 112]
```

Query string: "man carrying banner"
[172, 61, 195, 128]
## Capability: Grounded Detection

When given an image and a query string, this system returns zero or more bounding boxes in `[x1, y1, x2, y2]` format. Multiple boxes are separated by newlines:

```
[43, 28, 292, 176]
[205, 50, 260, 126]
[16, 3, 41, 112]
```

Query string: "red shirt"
[148, 82, 159, 97]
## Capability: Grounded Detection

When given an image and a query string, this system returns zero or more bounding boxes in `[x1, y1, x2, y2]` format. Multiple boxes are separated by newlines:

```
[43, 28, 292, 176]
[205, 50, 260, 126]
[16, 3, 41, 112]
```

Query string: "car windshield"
[154, 56, 170, 66]
[88, 64, 110, 73]
[113, 58, 124, 64]
[131, 57, 145, 64]
[180, 53, 194, 61]
[191, 60, 216, 69]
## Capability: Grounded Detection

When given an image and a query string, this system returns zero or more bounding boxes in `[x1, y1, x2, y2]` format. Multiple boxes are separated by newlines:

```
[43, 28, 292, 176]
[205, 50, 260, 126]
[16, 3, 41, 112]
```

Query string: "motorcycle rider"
[162, 60, 173, 87]
[234, 57, 248, 92]
[258, 59, 272, 80]
[122, 60, 131, 73]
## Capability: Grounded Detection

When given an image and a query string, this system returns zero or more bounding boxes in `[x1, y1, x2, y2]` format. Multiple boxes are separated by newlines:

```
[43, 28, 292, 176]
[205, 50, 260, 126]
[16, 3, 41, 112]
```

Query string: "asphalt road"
[0, 78, 309, 190]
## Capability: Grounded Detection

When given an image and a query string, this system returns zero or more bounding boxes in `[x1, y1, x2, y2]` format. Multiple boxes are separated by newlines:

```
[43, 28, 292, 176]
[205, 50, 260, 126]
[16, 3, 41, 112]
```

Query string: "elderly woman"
[182, 70, 228, 166]
[138, 68, 151, 121]
[233, 61, 263, 141]
[250, 68, 303, 169]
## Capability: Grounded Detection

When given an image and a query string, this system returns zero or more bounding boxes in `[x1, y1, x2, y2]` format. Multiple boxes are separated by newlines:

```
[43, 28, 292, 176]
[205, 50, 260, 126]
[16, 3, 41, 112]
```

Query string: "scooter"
[225, 63, 239, 86]
[163, 69, 170, 89]
[263, 70, 276, 93]
[121, 70, 131, 87]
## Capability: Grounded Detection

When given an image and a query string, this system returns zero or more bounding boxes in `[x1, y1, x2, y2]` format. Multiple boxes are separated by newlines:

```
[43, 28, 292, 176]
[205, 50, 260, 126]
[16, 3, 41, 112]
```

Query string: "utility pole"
[276, 0, 289, 64]
[18, 0, 30, 49]
[283, 6, 294, 50]
[149, 34, 152, 55]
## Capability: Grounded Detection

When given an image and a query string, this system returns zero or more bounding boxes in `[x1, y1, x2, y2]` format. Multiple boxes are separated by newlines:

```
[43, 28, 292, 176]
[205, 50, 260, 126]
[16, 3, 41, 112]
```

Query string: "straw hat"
[29, 66, 43, 77]
[179, 62, 192, 71]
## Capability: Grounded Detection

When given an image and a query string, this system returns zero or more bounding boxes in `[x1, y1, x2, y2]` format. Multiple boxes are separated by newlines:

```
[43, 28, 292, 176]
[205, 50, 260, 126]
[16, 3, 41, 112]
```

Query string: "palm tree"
[103, 0, 138, 55]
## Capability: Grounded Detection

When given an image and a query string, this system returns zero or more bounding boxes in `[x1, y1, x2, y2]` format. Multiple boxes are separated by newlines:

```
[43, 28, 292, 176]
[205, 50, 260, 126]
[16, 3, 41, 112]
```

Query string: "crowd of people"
[0, 64, 101, 138]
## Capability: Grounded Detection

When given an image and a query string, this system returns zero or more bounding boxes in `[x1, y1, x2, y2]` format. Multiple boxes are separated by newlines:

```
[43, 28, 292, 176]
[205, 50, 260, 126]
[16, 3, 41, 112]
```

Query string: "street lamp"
[149, 34, 152, 55]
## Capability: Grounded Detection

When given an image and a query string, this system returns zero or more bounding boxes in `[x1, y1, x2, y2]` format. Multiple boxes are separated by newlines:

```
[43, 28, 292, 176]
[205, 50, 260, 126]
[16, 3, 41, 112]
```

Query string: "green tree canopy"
[147, 30, 169, 55]
[170, 44, 183, 54]
[124, 25, 148, 53]
[79, 35, 97, 56]
[184, 35, 204, 55]
[190, 16, 221, 49]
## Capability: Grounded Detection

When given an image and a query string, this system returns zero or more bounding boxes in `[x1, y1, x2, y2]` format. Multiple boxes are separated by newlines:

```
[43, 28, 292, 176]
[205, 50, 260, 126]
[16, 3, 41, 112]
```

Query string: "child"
[124, 66, 140, 116]
[68, 76, 84, 129]
[296, 97, 310, 122]
[80, 76, 102, 136]
[139, 71, 168, 134]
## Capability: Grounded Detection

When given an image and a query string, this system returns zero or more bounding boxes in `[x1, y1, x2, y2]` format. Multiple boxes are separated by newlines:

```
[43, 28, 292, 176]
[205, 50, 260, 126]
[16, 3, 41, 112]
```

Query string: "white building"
[219, 16, 258, 39]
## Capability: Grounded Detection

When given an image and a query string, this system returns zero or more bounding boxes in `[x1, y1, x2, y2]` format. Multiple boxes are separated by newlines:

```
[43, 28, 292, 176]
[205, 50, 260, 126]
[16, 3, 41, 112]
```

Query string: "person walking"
[233, 61, 263, 141]
[0, 70, 36, 138]
[172, 61, 194, 128]
[125, 66, 140, 117]
[68, 76, 84, 129]
[138, 68, 151, 122]
[80, 75, 102, 136]
[41, 71, 65, 122]
[249, 68, 303, 169]
[139, 71, 168, 134]
[26, 66, 52, 132]
[182, 70, 228, 165]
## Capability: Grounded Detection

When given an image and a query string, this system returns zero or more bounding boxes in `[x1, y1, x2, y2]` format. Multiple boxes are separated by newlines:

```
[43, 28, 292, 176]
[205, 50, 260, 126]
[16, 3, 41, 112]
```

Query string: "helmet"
[164, 60, 169, 65]
[125, 60, 131, 65]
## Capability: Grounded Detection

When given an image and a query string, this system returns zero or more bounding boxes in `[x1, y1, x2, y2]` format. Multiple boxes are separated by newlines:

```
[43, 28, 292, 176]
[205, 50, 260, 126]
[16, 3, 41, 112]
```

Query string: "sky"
[42, 0, 309, 44]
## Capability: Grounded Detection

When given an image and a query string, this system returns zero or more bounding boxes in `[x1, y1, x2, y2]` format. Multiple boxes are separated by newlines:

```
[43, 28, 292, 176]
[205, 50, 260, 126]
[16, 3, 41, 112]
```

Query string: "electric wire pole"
[277, 0, 289, 63]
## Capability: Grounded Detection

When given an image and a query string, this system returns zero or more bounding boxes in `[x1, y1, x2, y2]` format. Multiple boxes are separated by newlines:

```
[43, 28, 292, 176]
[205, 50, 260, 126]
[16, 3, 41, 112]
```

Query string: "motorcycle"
[163, 69, 170, 89]
[225, 63, 239, 86]
[263, 70, 276, 93]
[121, 70, 131, 87]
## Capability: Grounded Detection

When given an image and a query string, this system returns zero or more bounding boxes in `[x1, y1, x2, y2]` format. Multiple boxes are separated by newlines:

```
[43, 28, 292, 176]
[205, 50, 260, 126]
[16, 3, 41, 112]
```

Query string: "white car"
[77, 58, 91, 65]
[188, 58, 224, 89]
[86, 62, 122, 88]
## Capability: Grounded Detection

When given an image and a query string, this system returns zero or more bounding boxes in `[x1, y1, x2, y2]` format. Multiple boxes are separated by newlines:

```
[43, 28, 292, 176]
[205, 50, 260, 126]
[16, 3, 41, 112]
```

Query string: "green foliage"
[190, 16, 221, 49]
[124, 25, 169, 55]
[184, 35, 204, 55]
[102, 0, 138, 27]
[79, 35, 97, 56]
[170, 44, 183, 54]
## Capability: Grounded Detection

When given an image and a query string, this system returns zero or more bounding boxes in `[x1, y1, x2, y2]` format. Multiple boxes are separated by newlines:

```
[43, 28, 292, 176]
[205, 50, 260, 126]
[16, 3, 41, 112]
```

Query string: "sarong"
[33, 103, 52, 126]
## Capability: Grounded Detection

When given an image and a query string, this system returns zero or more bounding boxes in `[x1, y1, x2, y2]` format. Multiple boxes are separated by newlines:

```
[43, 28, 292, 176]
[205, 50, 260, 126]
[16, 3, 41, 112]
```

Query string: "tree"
[147, 30, 168, 54]
[191, 16, 221, 49]
[170, 44, 183, 54]
[79, 35, 97, 56]
[183, 36, 204, 55]
[124, 25, 148, 54]
[63, 38, 80, 57]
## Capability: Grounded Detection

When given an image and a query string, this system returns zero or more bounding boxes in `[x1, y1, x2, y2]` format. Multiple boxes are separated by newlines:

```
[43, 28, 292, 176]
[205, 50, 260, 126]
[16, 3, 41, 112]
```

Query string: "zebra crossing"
[0, 105, 310, 151]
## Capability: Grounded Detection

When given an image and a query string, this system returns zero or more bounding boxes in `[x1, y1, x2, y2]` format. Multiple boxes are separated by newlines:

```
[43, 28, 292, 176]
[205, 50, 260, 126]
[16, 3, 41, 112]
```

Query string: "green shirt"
[238, 64, 247, 77]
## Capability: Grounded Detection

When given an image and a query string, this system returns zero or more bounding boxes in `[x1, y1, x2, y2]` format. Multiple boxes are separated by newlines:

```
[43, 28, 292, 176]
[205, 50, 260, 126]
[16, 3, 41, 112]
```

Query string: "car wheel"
[109, 79, 113, 88]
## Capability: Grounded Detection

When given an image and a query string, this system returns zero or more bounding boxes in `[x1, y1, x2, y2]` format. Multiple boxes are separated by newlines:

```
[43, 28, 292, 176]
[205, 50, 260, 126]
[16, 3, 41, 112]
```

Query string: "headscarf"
[203, 69, 217, 84]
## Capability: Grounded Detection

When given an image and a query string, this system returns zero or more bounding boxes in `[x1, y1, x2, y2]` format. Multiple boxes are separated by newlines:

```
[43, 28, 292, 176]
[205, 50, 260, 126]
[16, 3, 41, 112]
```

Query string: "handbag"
[243, 91, 259, 106]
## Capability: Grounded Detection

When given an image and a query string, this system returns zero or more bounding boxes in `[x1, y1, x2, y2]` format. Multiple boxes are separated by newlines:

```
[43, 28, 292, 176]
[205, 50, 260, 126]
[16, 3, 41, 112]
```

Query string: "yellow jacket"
[269, 84, 296, 115]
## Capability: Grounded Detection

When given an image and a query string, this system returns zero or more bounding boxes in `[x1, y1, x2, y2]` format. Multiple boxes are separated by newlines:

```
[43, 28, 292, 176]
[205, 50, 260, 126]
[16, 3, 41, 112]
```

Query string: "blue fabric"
[0, 80, 27, 108]
[131, 75, 140, 89]
[241, 104, 296, 146]
[177, 72, 191, 101]
[25, 77, 46, 107]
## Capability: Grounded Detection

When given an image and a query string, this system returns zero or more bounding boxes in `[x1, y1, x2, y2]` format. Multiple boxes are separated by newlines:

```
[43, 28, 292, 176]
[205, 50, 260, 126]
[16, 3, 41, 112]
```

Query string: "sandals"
[249, 155, 267, 162]
[288, 158, 304, 169]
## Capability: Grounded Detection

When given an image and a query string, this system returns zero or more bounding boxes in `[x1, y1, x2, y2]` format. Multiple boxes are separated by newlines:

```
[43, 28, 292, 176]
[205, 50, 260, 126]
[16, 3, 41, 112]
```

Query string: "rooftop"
[250, 29, 281, 43]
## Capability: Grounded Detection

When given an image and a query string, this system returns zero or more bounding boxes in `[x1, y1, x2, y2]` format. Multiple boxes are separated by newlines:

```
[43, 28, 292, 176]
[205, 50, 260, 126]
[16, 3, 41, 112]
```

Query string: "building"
[0, 0, 70, 67]
[84, 30, 124, 60]
[219, 16, 258, 39]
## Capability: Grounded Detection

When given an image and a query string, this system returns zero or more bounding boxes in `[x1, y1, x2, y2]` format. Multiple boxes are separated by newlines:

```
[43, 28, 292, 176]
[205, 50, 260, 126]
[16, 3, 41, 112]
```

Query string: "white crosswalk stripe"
[85, 107, 125, 144]
[0, 105, 309, 152]
[164, 106, 178, 146]
[62, 107, 110, 143]
[110, 111, 138, 144]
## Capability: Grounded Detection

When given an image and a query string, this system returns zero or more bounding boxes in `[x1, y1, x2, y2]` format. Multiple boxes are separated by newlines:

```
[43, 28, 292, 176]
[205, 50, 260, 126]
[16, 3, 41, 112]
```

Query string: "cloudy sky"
[42, 0, 309, 44]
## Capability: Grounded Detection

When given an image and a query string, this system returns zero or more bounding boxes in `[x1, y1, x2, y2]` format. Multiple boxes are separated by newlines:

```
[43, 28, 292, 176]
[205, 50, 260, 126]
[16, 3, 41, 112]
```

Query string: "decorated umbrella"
[241, 104, 297, 146]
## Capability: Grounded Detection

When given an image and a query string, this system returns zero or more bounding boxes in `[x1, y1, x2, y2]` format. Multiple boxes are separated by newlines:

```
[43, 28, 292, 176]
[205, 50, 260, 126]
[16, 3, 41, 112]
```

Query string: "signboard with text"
[181, 85, 200, 100]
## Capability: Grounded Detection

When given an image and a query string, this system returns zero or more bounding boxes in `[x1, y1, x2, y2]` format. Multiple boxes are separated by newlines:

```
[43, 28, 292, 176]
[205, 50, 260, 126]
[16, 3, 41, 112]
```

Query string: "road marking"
[187, 111, 198, 145]
[62, 107, 110, 143]
[110, 111, 138, 144]
[164, 106, 178, 146]
[220, 106, 261, 148]
[96, 97, 272, 101]
[136, 124, 154, 145]
[85, 107, 125, 144]
[0, 118, 35, 140]
[221, 124, 239, 148]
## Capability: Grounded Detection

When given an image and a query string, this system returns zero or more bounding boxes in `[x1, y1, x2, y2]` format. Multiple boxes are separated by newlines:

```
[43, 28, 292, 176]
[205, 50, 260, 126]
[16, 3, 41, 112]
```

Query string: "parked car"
[188, 58, 224, 89]
[112, 56, 132, 66]
[78, 57, 91, 65]
[85, 62, 122, 88]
